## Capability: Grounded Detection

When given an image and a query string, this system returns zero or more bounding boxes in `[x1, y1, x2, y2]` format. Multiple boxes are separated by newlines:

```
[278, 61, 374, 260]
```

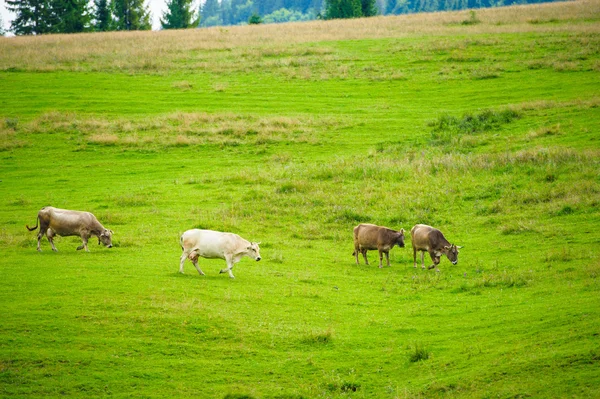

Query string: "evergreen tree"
[361, 0, 377, 15]
[161, 0, 196, 29]
[200, 0, 222, 26]
[51, 0, 91, 33]
[93, 0, 113, 31]
[0, 14, 5, 35]
[248, 12, 262, 23]
[325, 0, 362, 19]
[112, 0, 151, 30]
[6, 0, 54, 35]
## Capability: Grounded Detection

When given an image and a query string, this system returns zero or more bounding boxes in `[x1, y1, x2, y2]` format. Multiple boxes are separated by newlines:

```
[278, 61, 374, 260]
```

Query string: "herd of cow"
[26, 206, 461, 276]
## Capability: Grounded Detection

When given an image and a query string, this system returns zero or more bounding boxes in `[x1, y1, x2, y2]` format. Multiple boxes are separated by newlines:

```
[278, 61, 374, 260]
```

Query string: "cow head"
[443, 244, 460, 265]
[247, 242, 261, 261]
[396, 229, 406, 248]
[98, 229, 113, 248]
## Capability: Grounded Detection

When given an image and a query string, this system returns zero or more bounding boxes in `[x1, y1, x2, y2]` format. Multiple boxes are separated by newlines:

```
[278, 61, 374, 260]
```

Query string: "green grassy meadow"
[1, 1, 600, 397]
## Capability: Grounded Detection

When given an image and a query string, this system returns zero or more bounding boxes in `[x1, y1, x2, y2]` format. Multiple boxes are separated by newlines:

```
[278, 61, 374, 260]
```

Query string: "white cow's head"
[98, 229, 113, 248]
[247, 242, 261, 261]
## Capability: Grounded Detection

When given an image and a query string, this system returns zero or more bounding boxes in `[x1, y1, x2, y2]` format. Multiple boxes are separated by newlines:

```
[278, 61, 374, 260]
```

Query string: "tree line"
[3, 0, 557, 35]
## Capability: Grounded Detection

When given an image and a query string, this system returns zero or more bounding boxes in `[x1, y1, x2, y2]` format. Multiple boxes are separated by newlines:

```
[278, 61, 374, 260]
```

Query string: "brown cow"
[27, 206, 113, 252]
[411, 224, 460, 272]
[353, 223, 405, 268]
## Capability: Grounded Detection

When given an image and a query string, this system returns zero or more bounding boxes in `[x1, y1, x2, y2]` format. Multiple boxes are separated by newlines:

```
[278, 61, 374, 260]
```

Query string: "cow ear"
[100, 232, 105, 237]
[400, 229, 405, 234]
[456, 246, 463, 249]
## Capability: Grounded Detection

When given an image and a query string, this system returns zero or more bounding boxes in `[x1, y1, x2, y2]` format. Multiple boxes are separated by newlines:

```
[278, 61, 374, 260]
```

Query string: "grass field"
[1, 1, 600, 397]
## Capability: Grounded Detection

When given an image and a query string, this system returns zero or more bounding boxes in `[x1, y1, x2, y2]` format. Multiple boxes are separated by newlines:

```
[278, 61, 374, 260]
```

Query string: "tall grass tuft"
[408, 343, 430, 363]
[302, 329, 334, 345]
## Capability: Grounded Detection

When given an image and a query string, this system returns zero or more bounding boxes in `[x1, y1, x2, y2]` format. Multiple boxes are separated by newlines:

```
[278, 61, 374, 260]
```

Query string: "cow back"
[355, 223, 403, 248]
[411, 224, 450, 251]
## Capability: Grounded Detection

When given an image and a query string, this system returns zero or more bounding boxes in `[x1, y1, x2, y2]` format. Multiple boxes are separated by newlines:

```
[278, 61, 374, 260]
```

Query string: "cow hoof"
[52, 249, 58, 252]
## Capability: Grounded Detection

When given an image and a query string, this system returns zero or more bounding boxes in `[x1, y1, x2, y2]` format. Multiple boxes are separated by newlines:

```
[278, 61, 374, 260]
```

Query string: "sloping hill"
[0, 1, 599, 398]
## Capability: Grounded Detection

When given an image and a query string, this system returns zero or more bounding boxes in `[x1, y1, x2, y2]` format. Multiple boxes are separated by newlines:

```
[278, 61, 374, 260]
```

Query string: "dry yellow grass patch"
[1, 0, 598, 73]
[13, 111, 340, 148]
[88, 133, 119, 145]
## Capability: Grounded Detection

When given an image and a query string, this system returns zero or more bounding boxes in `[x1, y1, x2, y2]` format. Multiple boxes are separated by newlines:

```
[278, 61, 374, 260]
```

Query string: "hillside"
[1, 1, 599, 398]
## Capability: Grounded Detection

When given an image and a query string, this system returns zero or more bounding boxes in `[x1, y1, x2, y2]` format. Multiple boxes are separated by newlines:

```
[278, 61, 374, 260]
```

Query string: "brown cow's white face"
[444, 244, 460, 265]
[99, 229, 113, 248]
[247, 242, 261, 261]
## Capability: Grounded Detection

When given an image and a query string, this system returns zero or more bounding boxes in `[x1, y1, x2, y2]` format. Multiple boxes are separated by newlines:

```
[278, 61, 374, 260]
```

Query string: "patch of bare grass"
[88, 133, 119, 145]
[15, 111, 335, 148]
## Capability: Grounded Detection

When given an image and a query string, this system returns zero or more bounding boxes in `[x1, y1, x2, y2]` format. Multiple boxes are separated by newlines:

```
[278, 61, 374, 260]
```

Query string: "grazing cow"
[27, 206, 113, 252]
[411, 224, 461, 272]
[179, 229, 261, 279]
[353, 223, 405, 268]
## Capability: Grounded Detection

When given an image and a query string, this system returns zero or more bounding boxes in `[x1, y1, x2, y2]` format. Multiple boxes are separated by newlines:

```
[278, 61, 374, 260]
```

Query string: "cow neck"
[89, 221, 105, 236]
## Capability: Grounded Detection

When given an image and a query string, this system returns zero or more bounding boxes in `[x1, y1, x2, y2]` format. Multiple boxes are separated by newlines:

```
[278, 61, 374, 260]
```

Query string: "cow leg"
[220, 256, 235, 279]
[428, 253, 440, 270]
[361, 249, 369, 265]
[413, 247, 417, 268]
[353, 246, 360, 265]
[385, 251, 391, 267]
[421, 251, 426, 269]
[77, 235, 90, 252]
[191, 257, 205, 276]
[36, 230, 44, 252]
[179, 252, 188, 273]
[378, 250, 384, 268]
[46, 229, 58, 252]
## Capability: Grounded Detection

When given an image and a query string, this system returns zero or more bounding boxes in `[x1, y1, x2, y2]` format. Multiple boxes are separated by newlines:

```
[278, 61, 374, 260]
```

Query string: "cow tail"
[179, 235, 184, 251]
[26, 216, 39, 232]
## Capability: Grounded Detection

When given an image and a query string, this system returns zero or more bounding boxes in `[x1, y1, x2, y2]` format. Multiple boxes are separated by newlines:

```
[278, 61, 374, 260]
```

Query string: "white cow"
[179, 229, 261, 279]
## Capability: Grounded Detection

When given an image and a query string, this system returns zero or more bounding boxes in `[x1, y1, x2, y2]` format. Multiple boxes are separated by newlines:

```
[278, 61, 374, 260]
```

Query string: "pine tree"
[93, 0, 113, 31]
[325, 0, 364, 19]
[361, 0, 377, 16]
[161, 0, 196, 29]
[6, 0, 53, 35]
[200, 0, 222, 26]
[112, 0, 151, 31]
[51, 0, 91, 33]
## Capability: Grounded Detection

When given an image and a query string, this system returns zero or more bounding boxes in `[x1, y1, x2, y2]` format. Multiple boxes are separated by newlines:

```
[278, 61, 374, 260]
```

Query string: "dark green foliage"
[7, 0, 91, 34]
[93, 0, 112, 31]
[248, 12, 263, 24]
[324, 0, 363, 19]
[161, 0, 196, 29]
[429, 109, 521, 145]
[409, 343, 431, 362]
[7, 0, 55, 34]
[51, 0, 91, 33]
[111, 0, 151, 30]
